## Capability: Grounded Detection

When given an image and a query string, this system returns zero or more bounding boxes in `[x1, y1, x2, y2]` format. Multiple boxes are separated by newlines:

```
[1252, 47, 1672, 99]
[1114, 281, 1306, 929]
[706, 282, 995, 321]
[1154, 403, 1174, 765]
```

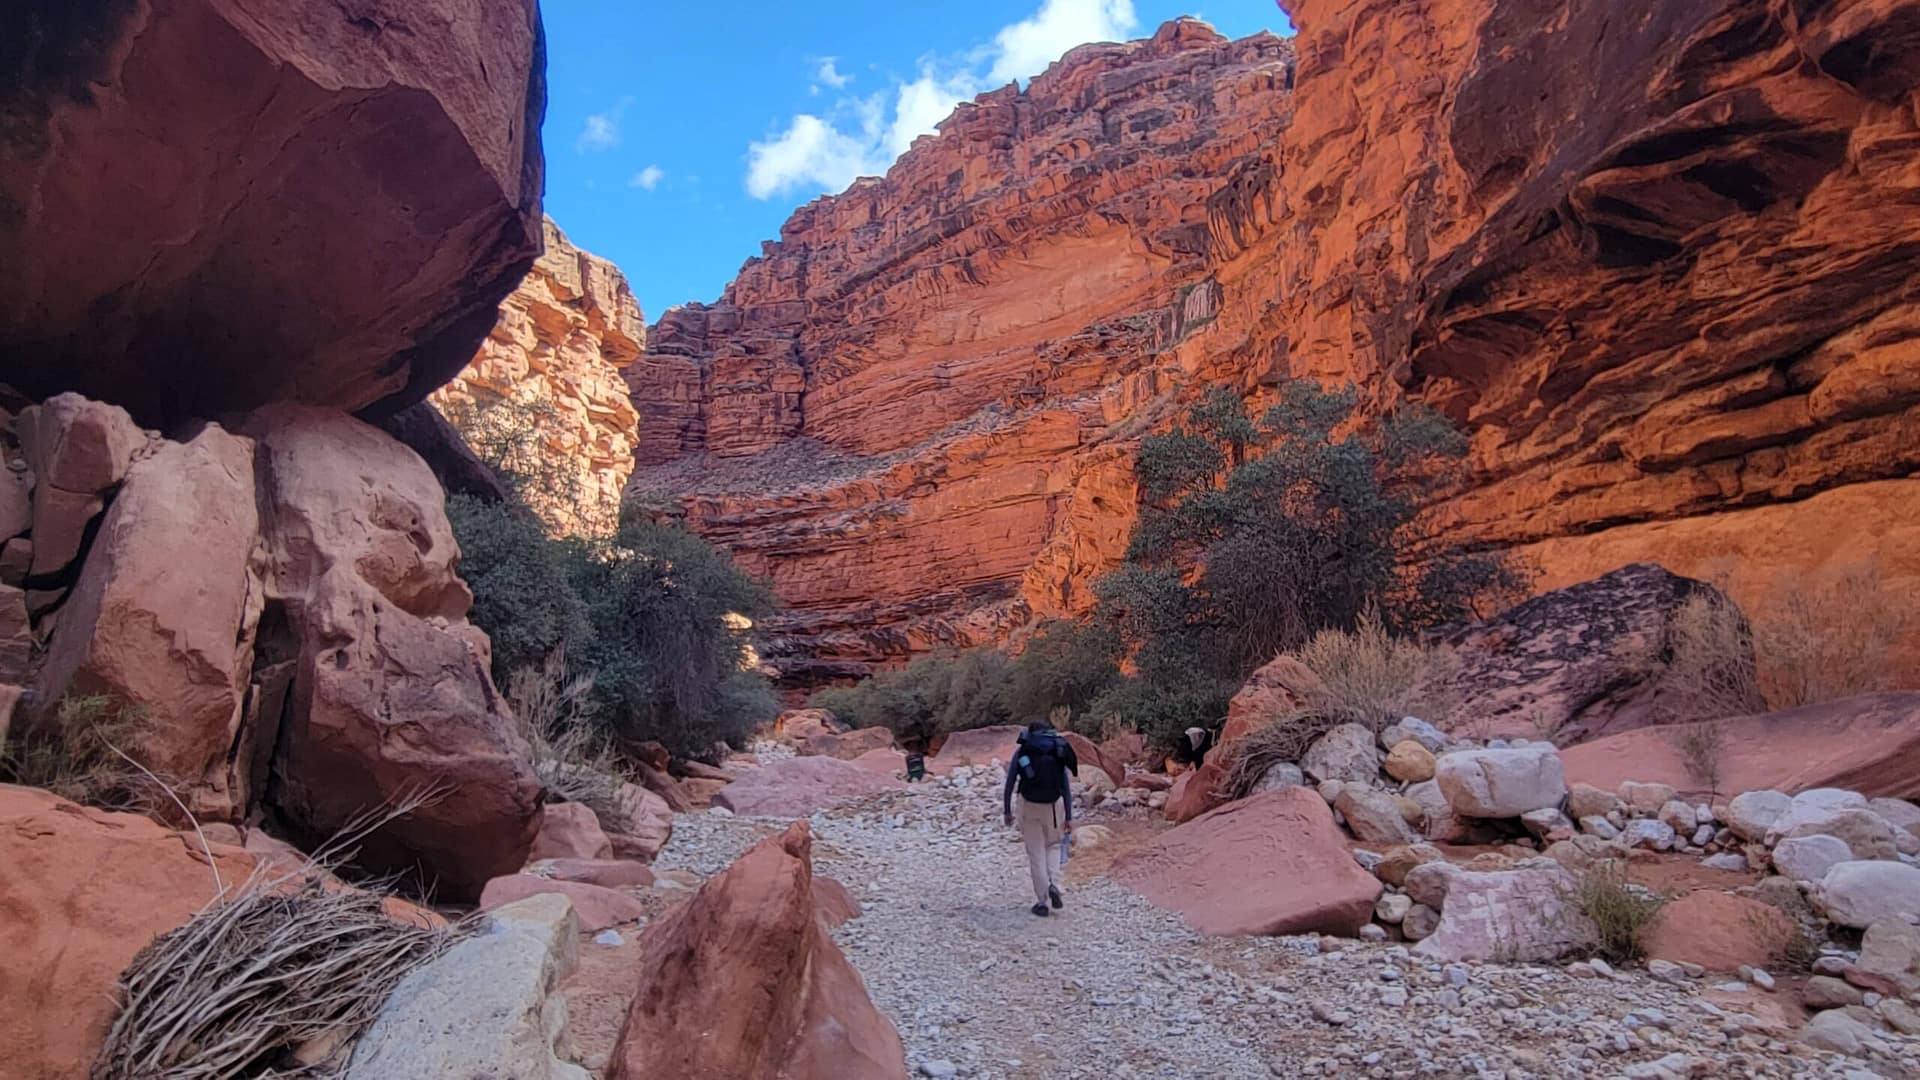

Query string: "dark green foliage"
[446, 494, 590, 681]
[1001, 620, 1124, 729]
[1083, 678, 1238, 751]
[809, 648, 1013, 750]
[568, 519, 778, 761]
[1108, 380, 1521, 685]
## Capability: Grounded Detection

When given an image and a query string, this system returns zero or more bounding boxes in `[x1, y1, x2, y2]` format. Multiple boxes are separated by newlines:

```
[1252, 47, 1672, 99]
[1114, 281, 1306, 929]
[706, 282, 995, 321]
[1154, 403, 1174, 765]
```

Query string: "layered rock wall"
[435, 218, 645, 535]
[626, 6, 1920, 683]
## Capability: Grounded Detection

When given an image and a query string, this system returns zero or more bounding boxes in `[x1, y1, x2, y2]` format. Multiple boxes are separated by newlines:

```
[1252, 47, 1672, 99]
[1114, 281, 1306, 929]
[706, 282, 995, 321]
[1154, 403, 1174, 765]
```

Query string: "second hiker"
[1002, 719, 1079, 917]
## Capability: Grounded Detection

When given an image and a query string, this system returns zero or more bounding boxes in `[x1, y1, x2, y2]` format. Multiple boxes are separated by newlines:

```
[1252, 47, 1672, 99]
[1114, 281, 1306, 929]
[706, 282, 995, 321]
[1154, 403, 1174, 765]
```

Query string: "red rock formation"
[0, 0, 546, 425]
[609, 822, 907, 1080]
[436, 218, 644, 535]
[626, 6, 1920, 682]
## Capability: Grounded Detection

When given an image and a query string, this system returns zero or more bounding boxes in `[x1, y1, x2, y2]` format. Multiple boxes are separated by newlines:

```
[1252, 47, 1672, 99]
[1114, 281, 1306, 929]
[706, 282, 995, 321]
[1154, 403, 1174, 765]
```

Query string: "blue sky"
[540, 0, 1292, 321]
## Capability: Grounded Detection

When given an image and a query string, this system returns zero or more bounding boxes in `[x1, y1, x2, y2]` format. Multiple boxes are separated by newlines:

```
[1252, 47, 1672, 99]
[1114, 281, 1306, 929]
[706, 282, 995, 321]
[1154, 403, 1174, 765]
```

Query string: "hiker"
[1002, 719, 1079, 916]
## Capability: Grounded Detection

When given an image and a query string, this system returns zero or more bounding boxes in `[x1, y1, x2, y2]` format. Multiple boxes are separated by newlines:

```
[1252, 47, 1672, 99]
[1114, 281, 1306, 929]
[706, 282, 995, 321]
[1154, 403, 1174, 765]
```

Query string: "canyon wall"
[435, 218, 644, 535]
[627, 6, 1920, 684]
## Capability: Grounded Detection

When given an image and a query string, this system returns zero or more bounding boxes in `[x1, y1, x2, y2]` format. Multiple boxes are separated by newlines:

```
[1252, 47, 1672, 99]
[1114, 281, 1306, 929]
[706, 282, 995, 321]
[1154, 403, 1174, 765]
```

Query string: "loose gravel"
[649, 758, 1920, 1080]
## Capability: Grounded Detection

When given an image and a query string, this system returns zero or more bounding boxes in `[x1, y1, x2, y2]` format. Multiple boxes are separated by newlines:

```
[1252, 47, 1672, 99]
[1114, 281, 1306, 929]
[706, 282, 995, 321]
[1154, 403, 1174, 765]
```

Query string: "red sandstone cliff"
[627, 7, 1920, 684]
[437, 218, 644, 535]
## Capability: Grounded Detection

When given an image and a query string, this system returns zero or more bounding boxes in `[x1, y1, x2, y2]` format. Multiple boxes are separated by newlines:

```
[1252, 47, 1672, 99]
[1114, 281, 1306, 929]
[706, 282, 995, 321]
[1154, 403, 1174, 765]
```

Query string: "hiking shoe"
[1030, 903, 1050, 917]
[1048, 886, 1063, 910]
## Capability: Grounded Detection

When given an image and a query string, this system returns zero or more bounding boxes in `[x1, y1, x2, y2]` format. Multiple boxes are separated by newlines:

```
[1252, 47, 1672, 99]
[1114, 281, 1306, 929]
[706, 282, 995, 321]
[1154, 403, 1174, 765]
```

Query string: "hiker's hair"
[1027, 720, 1050, 734]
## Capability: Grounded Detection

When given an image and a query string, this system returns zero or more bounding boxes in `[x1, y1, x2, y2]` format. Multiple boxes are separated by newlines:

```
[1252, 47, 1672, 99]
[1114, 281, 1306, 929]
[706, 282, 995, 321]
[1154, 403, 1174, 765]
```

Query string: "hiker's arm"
[1002, 759, 1017, 822]
[1062, 767, 1073, 827]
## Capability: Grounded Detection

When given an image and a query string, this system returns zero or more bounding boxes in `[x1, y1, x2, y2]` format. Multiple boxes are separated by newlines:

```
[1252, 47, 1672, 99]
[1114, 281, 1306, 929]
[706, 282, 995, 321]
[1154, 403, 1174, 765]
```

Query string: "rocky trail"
[633, 758, 1907, 1080]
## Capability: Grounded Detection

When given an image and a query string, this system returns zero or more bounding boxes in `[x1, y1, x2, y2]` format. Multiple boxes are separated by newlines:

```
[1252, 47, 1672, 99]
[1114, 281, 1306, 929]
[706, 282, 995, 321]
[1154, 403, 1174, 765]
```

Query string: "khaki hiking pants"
[1016, 796, 1065, 904]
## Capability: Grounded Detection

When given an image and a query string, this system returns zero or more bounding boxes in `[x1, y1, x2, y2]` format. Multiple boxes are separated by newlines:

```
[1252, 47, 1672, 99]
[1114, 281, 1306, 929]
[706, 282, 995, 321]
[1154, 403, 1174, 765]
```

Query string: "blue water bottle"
[1059, 831, 1071, 868]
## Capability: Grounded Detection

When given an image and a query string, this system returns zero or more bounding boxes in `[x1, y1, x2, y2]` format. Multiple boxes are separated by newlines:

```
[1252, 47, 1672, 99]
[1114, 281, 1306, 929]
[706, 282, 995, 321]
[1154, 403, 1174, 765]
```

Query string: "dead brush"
[1569, 862, 1666, 964]
[94, 796, 460, 1079]
[1215, 708, 1338, 801]
[1, 693, 155, 812]
[509, 651, 625, 822]
[1294, 608, 1459, 732]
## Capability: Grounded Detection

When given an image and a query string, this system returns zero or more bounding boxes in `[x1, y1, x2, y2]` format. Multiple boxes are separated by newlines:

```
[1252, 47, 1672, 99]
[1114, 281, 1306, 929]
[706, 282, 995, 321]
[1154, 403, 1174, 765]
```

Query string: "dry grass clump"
[1659, 593, 1766, 723]
[1294, 608, 1458, 731]
[509, 652, 624, 822]
[1753, 561, 1918, 709]
[1745, 907, 1821, 973]
[1216, 708, 1338, 800]
[0, 693, 155, 811]
[96, 875, 457, 1079]
[1570, 862, 1666, 964]
[1667, 719, 1727, 793]
[1217, 610, 1458, 800]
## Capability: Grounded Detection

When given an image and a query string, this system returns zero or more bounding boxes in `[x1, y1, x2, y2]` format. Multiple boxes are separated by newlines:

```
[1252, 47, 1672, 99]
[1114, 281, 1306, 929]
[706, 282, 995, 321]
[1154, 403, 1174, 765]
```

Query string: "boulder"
[375, 402, 514, 505]
[1621, 819, 1677, 851]
[1562, 693, 1920, 801]
[0, 464, 27, 542]
[927, 725, 1021, 774]
[1077, 766, 1118, 804]
[1301, 723, 1380, 784]
[0, 586, 29, 685]
[1436, 746, 1568, 819]
[1126, 772, 1175, 792]
[2, 2, 545, 425]
[1380, 716, 1448, 753]
[1566, 783, 1623, 821]
[1384, 740, 1437, 783]
[1375, 844, 1447, 888]
[1063, 731, 1127, 791]
[1376, 893, 1413, 924]
[1336, 785, 1420, 846]
[24, 425, 265, 821]
[1817, 861, 1920, 929]
[682, 778, 730, 808]
[1656, 800, 1697, 835]
[1520, 807, 1575, 842]
[713, 756, 905, 818]
[1849, 918, 1920, 999]
[1619, 781, 1677, 817]
[1765, 788, 1871, 843]
[609, 822, 906, 1080]
[1413, 866, 1598, 963]
[1403, 861, 1462, 911]
[776, 708, 846, 742]
[631, 761, 694, 813]
[1112, 788, 1383, 937]
[346, 894, 586, 1080]
[1803, 976, 1867, 1009]
[15, 395, 152, 579]
[529, 803, 613, 862]
[1224, 654, 1324, 739]
[0, 785, 256, 1079]
[1253, 761, 1307, 794]
[1405, 780, 1468, 843]
[534, 858, 656, 889]
[1801, 1007, 1884, 1056]
[1403, 903, 1440, 941]
[1868, 797, 1920, 834]
[849, 748, 909, 775]
[1642, 892, 1797, 973]
[800, 727, 895, 760]
[479, 875, 645, 933]
[1723, 790, 1792, 842]
[1780, 808, 1899, 861]
[601, 783, 673, 862]
[1165, 763, 1227, 824]
[247, 406, 541, 901]
[1423, 565, 1735, 743]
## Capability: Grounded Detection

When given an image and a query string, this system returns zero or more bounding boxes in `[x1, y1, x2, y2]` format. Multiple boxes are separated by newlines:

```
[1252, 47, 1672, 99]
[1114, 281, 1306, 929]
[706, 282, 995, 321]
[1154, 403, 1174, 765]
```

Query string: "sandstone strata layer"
[625, 6, 1920, 683]
[436, 218, 644, 535]
[0, 0, 546, 424]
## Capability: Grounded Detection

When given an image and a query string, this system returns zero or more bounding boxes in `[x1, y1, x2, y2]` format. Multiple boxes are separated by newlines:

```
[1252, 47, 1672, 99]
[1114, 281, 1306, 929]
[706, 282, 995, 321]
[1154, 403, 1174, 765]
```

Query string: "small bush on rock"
[507, 652, 623, 821]
[1293, 608, 1458, 732]
[1570, 863, 1666, 964]
[810, 648, 1013, 749]
[1, 693, 152, 811]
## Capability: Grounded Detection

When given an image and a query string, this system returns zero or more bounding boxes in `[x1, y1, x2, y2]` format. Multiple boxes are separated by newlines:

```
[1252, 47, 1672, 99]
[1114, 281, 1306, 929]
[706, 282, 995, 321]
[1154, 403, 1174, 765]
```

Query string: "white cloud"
[577, 96, 633, 152]
[989, 0, 1137, 84]
[630, 165, 665, 190]
[745, 0, 1139, 199]
[747, 114, 888, 200]
[816, 58, 852, 88]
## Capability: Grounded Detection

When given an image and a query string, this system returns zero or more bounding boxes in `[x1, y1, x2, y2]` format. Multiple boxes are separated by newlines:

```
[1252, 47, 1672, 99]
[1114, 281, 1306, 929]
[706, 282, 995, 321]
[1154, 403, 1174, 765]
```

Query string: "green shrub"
[1082, 678, 1237, 753]
[1002, 620, 1123, 730]
[2, 693, 151, 810]
[809, 647, 1013, 749]
[447, 494, 590, 683]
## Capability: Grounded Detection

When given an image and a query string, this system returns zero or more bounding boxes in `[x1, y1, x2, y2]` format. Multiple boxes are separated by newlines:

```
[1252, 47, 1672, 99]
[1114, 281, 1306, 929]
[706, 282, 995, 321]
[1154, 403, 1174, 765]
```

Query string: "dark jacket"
[1002, 727, 1078, 823]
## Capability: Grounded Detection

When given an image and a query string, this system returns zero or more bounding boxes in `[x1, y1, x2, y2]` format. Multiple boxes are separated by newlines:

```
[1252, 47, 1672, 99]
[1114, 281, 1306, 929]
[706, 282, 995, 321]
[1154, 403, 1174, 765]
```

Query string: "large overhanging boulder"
[0, 0, 546, 425]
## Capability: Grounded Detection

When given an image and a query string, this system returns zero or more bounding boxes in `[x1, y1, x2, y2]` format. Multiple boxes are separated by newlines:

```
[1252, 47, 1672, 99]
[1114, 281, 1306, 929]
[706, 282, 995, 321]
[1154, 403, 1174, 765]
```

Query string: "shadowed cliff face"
[625, 5, 1920, 685]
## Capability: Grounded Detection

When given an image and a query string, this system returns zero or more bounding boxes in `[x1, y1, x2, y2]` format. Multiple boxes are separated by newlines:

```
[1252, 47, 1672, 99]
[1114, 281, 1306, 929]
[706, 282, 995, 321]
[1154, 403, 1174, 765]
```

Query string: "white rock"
[1689, 824, 1714, 847]
[1302, 723, 1381, 784]
[1619, 781, 1676, 816]
[1375, 893, 1413, 924]
[346, 894, 588, 1080]
[1381, 716, 1448, 753]
[1766, 788, 1869, 844]
[1252, 762, 1305, 793]
[1406, 780, 1466, 843]
[1771, 833, 1854, 883]
[1817, 860, 1920, 928]
[1412, 867, 1597, 963]
[1700, 853, 1749, 872]
[1867, 797, 1920, 834]
[1723, 790, 1792, 842]
[1579, 816, 1619, 840]
[1435, 746, 1567, 819]
[1621, 819, 1676, 851]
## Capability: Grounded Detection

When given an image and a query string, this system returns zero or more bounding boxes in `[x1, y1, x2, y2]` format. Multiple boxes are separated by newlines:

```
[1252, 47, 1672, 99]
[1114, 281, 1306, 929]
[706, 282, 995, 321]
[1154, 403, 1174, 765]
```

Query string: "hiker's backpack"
[1014, 730, 1077, 804]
